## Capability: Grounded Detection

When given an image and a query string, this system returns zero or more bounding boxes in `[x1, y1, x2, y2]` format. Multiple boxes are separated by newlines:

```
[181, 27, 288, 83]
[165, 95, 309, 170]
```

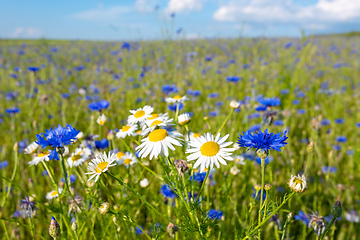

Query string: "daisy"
[115, 150, 126, 160]
[288, 174, 307, 193]
[28, 151, 50, 166]
[186, 133, 235, 172]
[116, 124, 138, 139]
[24, 142, 39, 154]
[178, 113, 191, 125]
[46, 188, 63, 200]
[86, 152, 117, 182]
[67, 148, 92, 167]
[165, 95, 189, 104]
[96, 113, 107, 126]
[233, 155, 246, 165]
[136, 129, 183, 160]
[141, 117, 174, 136]
[128, 105, 154, 125]
[147, 113, 168, 121]
[185, 132, 201, 142]
[116, 152, 137, 168]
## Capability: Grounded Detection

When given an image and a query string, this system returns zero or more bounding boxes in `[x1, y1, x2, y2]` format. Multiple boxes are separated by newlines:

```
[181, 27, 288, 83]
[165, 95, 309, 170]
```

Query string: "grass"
[0, 36, 359, 239]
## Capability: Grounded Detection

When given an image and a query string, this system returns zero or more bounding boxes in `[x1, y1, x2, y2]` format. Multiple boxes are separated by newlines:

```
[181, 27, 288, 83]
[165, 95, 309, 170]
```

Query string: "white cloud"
[213, 0, 360, 30]
[11, 27, 43, 38]
[135, 0, 156, 13]
[72, 5, 132, 21]
[164, 0, 205, 13]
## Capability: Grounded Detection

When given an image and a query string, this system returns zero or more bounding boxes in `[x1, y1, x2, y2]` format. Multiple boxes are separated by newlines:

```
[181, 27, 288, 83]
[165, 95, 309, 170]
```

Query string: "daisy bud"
[229, 100, 240, 109]
[307, 142, 314, 153]
[99, 202, 110, 215]
[287, 212, 293, 220]
[264, 183, 272, 191]
[71, 221, 77, 233]
[107, 130, 115, 140]
[288, 174, 307, 193]
[178, 113, 191, 125]
[331, 201, 342, 218]
[49, 217, 60, 239]
[166, 222, 179, 238]
[174, 159, 189, 175]
[139, 178, 150, 188]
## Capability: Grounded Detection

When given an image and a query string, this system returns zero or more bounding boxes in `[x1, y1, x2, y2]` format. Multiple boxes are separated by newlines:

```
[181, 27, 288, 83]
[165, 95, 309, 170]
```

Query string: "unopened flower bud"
[57, 146, 65, 155]
[99, 202, 110, 215]
[97, 113, 107, 126]
[49, 217, 60, 239]
[174, 160, 189, 175]
[256, 150, 269, 159]
[230, 100, 240, 109]
[107, 130, 115, 140]
[166, 222, 179, 238]
[178, 113, 191, 125]
[254, 184, 261, 191]
[13, 142, 19, 152]
[331, 201, 342, 218]
[307, 142, 314, 153]
[287, 212, 293, 220]
[71, 221, 77, 233]
[139, 178, 149, 188]
[264, 183, 272, 191]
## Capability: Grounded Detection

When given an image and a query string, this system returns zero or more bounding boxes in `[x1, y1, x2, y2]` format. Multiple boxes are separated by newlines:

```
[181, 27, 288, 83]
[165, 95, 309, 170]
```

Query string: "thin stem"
[41, 161, 58, 190]
[29, 217, 35, 239]
[105, 171, 176, 225]
[215, 109, 234, 135]
[195, 168, 210, 204]
[320, 216, 336, 240]
[175, 102, 180, 122]
[258, 156, 266, 239]
[244, 191, 296, 239]
[3, 147, 18, 206]
[281, 215, 291, 240]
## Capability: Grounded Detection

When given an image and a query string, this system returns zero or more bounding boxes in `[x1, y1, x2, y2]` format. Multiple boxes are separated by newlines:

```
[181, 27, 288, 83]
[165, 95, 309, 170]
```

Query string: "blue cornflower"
[20, 196, 38, 218]
[297, 109, 306, 114]
[88, 100, 110, 111]
[13, 210, 21, 218]
[208, 93, 219, 98]
[190, 172, 213, 183]
[136, 226, 144, 235]
[162, 84, 178, 95]
[335, 118, 344, 124]
[332, 145, 341, 151]
[5, 107, 20, 114]
[281, 89, 289, 95]
[95, 138, 109, 150]
[36, 124, 79, 160]
[248, 124, 262, 133]
[292, 99, 300, 105]
[237, 129, 288, 152]
[295, 211, 309, 225]
[356, 123, 360, 128]
[336, 136, 347, 143]
[257, 97, 280, 107]
[168, 103, 183, 112]
[284, 42, 292, 49]
[255, 105, 267, 111]
[321, 119, 331, 126]
[273, 120, 283, 126]
[207, 209, 223, 220]
[209, 111, 218, 117]
[28, 66, 40, 72]
[226, 76, 241, 82]
[160, 184, 177, 199]
[322, 166, 337, 173]
[121, 42, 131, 51]
[252, 189, 266, 201]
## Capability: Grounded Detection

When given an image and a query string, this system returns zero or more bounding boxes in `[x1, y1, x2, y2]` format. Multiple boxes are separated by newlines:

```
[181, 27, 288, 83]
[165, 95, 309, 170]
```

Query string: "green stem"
[215, 109, 234, 135]
[105, 171, 175, 225]
[175, 102, 180, 122]
[258, 156, 266, 239]
[281, 215, 291, 240]
[320, 216, 336, 240]
[60, 153, 83, 213]
[244, 191, 296, 239]
[41, 161, 58, 190]
[195, 168, 210, 203]
[3, 147, 18, 206]
[29, 217, 35, 239]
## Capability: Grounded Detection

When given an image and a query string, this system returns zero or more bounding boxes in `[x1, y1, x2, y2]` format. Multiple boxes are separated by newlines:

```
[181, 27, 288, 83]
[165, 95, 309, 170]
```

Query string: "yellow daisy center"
[95, 162, 109, 173]
[122, 125, 131, 132]
[99, 119, 105, 125]
[150, 120, 163, 127]
[149, 129, 167, 142]
[134, 110, 145, 118]
[200, 141, 220, 157]
[193, 133, 201, 138]
[294, 179, 303, 185]
[148, 114, 158, 120]
[173, 95, 182, 100]
[38, 151, 49, 157]
[50, 191, 58, 197]
[124, 158, 132, 165]
[71, 155, 82, 162]
[117, 152, 125, 159]
[136, 130, 142, 134]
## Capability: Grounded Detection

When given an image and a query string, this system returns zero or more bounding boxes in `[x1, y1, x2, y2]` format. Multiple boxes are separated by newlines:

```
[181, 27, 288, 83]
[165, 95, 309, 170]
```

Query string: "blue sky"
[1, 0, 360, 40]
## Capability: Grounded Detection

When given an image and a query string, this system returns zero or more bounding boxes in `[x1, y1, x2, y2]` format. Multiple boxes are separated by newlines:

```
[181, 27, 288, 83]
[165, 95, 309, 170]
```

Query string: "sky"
[1, 0, 360, 41]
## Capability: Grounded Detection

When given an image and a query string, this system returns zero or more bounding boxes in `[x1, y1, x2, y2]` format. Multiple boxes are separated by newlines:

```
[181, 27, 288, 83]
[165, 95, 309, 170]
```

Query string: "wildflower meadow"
[0, 36, 358, 239]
